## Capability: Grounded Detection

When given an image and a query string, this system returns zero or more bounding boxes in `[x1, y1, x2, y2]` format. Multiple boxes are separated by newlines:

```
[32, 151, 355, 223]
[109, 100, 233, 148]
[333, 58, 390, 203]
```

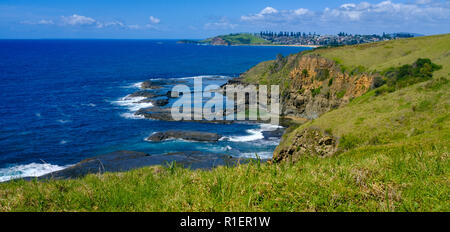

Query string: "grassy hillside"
[0, 34, 448, 212]
[313, 33, 450, 77]
[203, 33, 271, 45]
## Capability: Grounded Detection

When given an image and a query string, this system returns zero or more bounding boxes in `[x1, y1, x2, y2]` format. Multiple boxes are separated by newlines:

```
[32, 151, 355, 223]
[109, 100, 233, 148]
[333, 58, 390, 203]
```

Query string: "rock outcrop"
[272, 127, 338, 163]
[210, 37, 230, 46]
[151, 98, 169, 107]
[35, 150, 241, 180]
[141, 80, 163, 90]
[220, 53, 378, 162]
[146, 130, 222, 142]
[282, 54, 375, 119]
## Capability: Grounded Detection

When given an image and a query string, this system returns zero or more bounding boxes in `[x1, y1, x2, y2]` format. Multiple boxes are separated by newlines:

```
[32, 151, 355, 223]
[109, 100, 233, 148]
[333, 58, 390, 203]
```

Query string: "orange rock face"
[282, 54, 375, 119]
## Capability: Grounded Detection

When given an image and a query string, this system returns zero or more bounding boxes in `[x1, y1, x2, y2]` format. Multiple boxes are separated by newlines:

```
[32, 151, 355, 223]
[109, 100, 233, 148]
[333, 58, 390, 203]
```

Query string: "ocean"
[0, 39, 309, 181]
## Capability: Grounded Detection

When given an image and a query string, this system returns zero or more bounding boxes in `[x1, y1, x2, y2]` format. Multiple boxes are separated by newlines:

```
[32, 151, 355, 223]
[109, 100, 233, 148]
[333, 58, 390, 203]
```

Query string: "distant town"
[178, 32, 419, 47]
[256, 31, 417, 46]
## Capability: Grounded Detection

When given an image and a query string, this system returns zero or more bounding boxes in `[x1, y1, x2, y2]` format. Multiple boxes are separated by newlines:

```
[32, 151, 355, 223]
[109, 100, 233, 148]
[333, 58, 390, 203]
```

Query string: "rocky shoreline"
[31, 151, 243, 180]
[18, 76, 286, 181]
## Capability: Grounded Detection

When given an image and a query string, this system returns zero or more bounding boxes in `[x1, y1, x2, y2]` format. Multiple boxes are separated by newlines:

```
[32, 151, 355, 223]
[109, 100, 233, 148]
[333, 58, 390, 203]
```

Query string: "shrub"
[311, 87, 322, 97]
[336, 90, 346, 99]
[328, 78, 334, 86]
[302, 69, 309, 78]
[316, 69, 330, 81]
[371, 76, 386, 89]
[383, 58, 442, 90]
[374, 85, 396, 96]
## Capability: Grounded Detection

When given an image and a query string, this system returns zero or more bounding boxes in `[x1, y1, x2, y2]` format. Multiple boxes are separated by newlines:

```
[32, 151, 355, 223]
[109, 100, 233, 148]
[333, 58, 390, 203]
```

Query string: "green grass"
[202, 33, 270, 45]
[313, 34, 450, 78]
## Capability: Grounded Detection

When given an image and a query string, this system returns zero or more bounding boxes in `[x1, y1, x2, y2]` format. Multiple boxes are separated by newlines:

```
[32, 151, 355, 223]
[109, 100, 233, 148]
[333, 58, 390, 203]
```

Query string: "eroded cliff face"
[229, 53, 378, 162]
[282, 54, 375, 119]
[272, 127, 338, 163]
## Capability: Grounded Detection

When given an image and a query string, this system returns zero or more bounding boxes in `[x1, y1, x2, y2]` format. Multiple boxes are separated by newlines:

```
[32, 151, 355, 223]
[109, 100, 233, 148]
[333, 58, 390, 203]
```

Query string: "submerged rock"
[262, 127, 285, 139]
[129, 90, 163, 98]
[146, 130, 221, 142]
[141, 80, 163, 90]
[135, 107, 235, 124]
[152, 98, 169, 107]
[35, 150, 242, 180]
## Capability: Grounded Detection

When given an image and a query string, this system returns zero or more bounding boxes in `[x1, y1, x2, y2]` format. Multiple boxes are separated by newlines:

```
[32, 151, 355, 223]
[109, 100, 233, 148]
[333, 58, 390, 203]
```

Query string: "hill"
[314, 33, 450, 78]
[1, 34, 448, 212]
[201, 33, 271, 45]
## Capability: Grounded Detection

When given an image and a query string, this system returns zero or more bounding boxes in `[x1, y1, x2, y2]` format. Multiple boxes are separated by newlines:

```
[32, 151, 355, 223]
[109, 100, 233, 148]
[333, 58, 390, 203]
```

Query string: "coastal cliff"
[226, 34, 450, 163]
[234, 53, 379, 119]
[234, 53, 377, 119]
[282, 54, 375, 119]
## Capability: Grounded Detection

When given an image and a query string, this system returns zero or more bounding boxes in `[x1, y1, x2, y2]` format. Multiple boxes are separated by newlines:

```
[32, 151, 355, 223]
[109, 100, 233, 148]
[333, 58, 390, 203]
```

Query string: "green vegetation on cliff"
[1, 34, 449, 212]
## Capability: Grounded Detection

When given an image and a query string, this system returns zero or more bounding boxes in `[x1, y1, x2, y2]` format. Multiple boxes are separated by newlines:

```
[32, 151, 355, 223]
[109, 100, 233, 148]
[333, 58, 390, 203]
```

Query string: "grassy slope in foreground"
[1, 35, 449, 212]
[202, 33, 271, 45]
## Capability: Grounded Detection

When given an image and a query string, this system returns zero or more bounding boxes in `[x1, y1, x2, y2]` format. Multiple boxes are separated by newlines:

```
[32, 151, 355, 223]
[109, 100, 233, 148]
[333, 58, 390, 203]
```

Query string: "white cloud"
[22, 14, 158, 31]
[61, 14, 96, 25]
[204, 17, 237, 30]
[321, 1, 450, 22]
[37, 19, 54, 25]
[149, 16, 160, 24]
[96, 20, 125, 28]
[240, 1, 450, 33]
[241, 6, 313, 23]
[21, 19, 54, 25]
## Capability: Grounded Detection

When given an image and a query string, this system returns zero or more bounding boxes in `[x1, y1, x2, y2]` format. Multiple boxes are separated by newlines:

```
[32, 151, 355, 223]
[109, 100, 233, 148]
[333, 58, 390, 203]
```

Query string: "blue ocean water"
[0, 40, 309, 181]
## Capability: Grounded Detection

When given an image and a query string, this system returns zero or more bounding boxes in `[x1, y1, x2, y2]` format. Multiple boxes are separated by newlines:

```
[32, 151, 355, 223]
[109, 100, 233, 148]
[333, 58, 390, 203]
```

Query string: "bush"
[302, 69, 309, 78]
[383, 58, 442, 90]
[316, 69, 330, 81]
[374, 85, 396, 96]
[371, 76, 386, 89]
[336, 90, 346, 99]
[311, 87, 322, 97]
[328, 78, 334, 86]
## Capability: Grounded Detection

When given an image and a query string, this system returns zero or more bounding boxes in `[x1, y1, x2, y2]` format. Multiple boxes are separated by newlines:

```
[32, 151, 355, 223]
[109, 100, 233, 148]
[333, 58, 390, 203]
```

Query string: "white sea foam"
[121, 81, 143, 89]
[227, 129, 264, 142]
[113, 95, 154, 113]
[224, 124, 282, 142]
[120, 112, 146, 120]
[0, 163, 70, 182]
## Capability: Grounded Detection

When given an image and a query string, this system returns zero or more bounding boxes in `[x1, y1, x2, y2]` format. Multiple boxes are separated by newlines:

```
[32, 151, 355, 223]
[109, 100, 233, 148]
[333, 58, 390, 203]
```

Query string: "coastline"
[230, 44, 321, 48]
[177, 40, 321, 48]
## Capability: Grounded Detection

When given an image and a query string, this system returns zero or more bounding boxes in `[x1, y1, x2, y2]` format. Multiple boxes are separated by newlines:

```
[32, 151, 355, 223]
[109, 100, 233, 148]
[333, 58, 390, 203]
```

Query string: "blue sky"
[0, 0, 449, 39]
